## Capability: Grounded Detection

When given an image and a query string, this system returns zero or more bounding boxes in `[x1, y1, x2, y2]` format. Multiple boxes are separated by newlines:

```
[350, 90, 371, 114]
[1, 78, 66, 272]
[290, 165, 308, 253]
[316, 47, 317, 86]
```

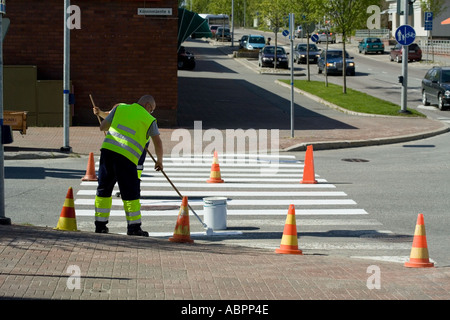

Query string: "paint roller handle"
[145, 147, 208, 229]
[89, 94, 106, 136]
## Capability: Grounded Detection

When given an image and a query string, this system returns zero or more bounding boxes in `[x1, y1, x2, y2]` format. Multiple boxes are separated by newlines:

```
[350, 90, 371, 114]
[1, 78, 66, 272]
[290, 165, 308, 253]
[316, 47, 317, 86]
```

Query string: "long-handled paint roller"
[89, 94, 213, 236]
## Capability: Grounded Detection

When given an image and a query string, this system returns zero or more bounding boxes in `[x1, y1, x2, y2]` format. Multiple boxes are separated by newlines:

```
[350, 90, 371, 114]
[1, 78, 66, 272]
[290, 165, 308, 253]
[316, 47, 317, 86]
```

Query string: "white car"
[316, 31, 336, 44]
[244, 35, 266, 50]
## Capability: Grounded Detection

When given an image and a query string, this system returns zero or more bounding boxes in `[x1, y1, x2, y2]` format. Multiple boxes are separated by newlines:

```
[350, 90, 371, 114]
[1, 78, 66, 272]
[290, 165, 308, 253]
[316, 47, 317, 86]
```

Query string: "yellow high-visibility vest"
[101, 103, 155, 165]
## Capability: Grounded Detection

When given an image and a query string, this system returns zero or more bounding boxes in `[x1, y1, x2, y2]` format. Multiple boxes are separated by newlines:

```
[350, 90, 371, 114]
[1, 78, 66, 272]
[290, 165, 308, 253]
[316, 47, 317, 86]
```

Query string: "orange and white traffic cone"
[404, 213, 434, 268]
[54, 187, 78, 231]
[300, 145, 317, 184]
[275, 205, 303, 255]
[81, 152, 98, 181]
[169, 196, 194, 243]
[207, 151, 224, 183]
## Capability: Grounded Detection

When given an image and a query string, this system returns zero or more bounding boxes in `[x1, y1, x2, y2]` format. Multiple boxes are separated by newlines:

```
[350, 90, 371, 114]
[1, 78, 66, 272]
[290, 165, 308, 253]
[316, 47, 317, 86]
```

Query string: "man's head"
[138, 95, 156, 114]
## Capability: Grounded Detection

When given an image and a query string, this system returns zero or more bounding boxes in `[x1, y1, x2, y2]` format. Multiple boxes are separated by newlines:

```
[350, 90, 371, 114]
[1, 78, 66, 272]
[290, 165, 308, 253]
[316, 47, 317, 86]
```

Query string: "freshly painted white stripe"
[142, 172, 315, 177]
[76, 190, 346, 197]
[167, 154, 297, 159]
[151, 167, 305, 173]
[139, 177, 325, 183]
[75, 198, 355, 206]
[81, 181, 336, 189]
[162, 162, 303, 168]
[75, 208, 368, 217]
[114, 231, 244, 237]
[97, 161, 303, 168]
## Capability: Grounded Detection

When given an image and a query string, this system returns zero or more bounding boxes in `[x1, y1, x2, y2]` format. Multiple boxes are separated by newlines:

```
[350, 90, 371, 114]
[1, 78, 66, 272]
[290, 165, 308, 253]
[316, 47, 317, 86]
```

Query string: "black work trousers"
[96, 149, 140, 201]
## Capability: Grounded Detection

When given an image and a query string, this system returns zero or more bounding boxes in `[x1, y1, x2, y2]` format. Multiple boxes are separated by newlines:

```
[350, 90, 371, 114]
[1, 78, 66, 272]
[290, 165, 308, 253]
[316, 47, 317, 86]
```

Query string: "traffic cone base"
[207, 151, 224, 183]
[275, 205, 303, 255]
[404, 214, 434, 268]
[169, 196, 194, 244]
[54, 187, 78, 231]
[300, 145, 317, 184]
[82, 152, 98, 181]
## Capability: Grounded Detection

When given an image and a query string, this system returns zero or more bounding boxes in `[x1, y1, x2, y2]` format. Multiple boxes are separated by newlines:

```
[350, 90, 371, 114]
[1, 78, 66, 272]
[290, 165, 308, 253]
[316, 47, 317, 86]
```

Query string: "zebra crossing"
[74, 153, 412, 263]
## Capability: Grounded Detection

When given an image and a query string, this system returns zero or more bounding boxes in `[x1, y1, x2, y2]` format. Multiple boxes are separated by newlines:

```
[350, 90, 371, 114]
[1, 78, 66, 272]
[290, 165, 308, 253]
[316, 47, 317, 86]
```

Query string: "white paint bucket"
[203, 197, 227, 230]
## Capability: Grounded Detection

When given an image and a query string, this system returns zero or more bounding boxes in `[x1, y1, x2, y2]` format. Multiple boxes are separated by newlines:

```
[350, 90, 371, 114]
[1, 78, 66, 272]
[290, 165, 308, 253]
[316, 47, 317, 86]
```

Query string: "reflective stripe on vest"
[101, 103, 155, 165]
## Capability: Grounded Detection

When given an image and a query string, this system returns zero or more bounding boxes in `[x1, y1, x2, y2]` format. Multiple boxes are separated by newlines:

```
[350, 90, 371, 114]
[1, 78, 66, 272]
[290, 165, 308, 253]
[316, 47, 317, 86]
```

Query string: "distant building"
[3, 0, 178, 127]
[387, 0, 450, 40]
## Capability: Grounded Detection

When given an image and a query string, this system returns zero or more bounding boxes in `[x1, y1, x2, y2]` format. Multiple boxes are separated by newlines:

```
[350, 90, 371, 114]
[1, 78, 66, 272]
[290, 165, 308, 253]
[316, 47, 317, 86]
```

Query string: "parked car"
[258, 46, 289, 69]
[238, 35, 248, 48]
[421, 66, 450, 110]
[358, 37, 384, 54]
[210, 25, 220, 35]
[293, 43, 321, 64]
[389, 43, 422, 63]
[294, 26, 304, 38]
[177, 46, 195, 70]
[315, 30, 336, 43]
[215, 27, 231, 41]
[244, 35, 266, 50]
[317, 49, 355, 76]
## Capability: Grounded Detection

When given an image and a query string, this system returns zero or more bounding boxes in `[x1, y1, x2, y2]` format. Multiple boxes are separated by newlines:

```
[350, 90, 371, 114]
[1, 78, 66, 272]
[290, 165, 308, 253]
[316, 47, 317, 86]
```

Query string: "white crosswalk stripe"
[74, 153, 410, 263]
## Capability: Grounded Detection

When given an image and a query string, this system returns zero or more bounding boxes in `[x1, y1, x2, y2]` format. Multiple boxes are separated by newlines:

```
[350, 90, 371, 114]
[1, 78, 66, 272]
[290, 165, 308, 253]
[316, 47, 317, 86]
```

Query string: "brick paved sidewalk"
[0, 225, 449, 301]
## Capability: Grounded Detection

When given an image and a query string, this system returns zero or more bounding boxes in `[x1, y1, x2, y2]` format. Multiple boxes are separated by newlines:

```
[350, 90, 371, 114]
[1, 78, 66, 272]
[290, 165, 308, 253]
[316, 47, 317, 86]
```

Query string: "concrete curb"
[275, 80, 450, 151]
[284, 124, 450, 151]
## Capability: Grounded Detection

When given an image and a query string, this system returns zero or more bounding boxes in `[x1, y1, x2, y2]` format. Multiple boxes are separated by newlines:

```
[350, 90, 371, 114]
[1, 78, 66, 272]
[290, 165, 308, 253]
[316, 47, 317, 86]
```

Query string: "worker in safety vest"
[94, 95, 163, 236]
[94, 103, 148, 190]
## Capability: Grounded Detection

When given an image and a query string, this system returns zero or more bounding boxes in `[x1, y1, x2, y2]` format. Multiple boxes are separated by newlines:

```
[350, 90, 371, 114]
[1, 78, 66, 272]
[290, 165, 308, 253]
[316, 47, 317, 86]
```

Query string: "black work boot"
[127, 224, 149, 237]
[95, 221, 109, 234]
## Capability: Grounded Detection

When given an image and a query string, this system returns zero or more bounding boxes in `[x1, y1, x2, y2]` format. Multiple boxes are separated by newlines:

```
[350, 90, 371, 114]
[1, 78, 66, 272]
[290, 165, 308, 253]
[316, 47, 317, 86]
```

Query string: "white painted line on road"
[76, 190, 346, 197]
[96, 161, 303, 168]
[74, 198, 356, 206]
[75, 208, 368, 217]
[139, 177, 325, 183]
[81, 181, 337, 189]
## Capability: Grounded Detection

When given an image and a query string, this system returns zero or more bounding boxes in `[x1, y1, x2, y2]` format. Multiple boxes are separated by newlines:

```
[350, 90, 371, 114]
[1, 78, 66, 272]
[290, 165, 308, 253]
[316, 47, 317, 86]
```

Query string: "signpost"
[289, 13, 294, 138]
[0, 0, 10, 225]
[396, 0, 416, 114]
[311, 34, 319, 43]
[424, 12, 433, 62]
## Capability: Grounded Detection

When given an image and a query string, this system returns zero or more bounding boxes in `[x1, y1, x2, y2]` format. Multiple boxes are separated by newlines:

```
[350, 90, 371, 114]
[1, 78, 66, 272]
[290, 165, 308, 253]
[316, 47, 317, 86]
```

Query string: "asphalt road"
[5, 37, 449, 267]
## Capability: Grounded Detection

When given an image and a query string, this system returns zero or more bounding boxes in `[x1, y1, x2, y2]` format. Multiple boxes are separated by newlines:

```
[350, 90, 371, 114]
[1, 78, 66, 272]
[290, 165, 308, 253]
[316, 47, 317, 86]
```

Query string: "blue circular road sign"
[282, 30, 289, 37]
[395, 25, 416, 46]
[311, 34, 319, 43]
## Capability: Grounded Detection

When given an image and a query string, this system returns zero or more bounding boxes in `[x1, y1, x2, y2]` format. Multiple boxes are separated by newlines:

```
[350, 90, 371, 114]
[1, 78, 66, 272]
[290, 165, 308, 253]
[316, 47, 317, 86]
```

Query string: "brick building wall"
[3, 0, 178, 126]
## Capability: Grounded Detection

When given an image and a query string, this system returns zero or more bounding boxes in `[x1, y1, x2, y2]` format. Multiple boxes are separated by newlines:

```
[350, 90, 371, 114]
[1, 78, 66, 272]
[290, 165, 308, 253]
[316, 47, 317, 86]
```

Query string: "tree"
[324, 0, 381, 93]
[290, 0, 324, 81]
[420, 0, 448, 15]
[256, 0, 291, 69]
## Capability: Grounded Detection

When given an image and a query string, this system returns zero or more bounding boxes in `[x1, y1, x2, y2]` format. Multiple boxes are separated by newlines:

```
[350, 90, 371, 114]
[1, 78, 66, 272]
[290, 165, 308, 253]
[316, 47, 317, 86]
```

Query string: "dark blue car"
[258, 46, 289, 69]
[317, 49, 355, 76]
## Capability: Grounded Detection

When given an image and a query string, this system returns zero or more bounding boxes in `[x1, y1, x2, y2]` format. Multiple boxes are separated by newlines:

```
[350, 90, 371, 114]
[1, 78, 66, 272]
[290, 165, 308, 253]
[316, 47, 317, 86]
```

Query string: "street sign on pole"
[395, 24, 416, 46]
[424, 11, 433, 31]
[398, 0, 413, 114]
[311, 34, 319, 43]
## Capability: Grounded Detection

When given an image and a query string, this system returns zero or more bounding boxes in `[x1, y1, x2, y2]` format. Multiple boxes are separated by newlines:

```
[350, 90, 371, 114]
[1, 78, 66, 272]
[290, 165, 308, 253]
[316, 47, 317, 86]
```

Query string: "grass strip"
[280, 79, 424, 117]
